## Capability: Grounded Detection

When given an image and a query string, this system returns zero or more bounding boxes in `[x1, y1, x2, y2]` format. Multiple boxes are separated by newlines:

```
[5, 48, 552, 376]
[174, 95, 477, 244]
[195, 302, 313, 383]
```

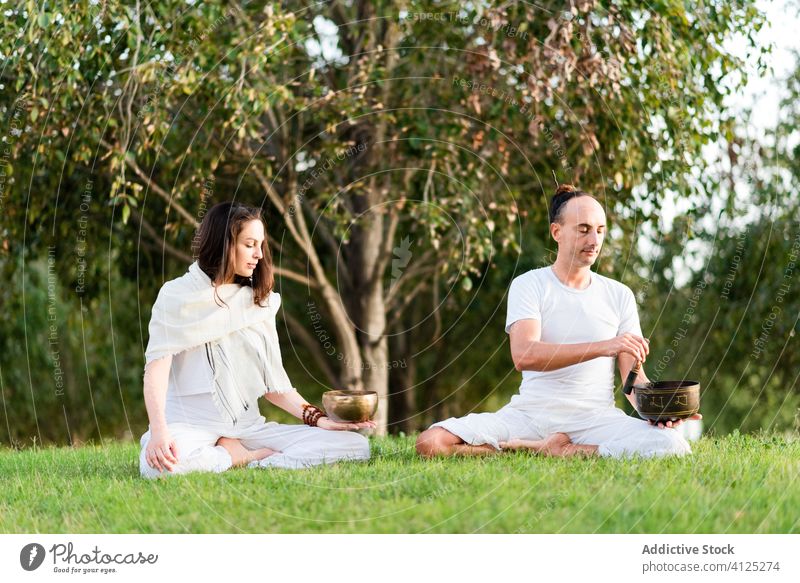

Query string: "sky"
[731, 0, 800, 130]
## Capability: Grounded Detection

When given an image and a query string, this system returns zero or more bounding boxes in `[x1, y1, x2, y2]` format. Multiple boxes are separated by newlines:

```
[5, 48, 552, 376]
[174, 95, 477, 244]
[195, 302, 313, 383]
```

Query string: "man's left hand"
[649, 413, 702, 429]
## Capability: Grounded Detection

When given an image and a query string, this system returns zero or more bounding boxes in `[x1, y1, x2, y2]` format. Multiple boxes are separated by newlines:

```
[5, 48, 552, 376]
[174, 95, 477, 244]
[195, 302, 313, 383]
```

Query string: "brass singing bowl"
[633, 380, 700, 422]
[322, 390, 378, 423]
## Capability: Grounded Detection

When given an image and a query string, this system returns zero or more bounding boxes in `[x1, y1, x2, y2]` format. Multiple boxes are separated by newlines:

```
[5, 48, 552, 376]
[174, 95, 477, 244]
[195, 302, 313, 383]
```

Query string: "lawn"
[1, 433, 798, 533]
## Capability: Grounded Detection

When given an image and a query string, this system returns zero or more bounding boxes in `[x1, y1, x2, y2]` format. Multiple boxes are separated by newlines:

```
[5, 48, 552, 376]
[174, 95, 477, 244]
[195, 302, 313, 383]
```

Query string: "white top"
[163, 319, 296, 425]
[167, 344, 216, 396]
[165, 345, 241, 426]
[165, 390, 225, 425]
[165, 388, 262, 426]
[504, 266, 642, 410]
[164, 330, 295, 425]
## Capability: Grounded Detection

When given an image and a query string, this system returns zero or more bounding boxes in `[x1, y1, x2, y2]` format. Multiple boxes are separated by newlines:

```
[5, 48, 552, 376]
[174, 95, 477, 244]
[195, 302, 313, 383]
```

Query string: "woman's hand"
[649, 413, 703, 429]
[145, 429, 180, 472]
[317, 416, 376, 431]
[263, 390, 376, 431]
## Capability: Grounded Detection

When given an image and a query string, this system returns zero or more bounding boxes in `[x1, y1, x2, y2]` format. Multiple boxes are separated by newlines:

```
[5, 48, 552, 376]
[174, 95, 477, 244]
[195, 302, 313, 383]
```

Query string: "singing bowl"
[322, 390, 378, 423]
[633, 380, 700, 422]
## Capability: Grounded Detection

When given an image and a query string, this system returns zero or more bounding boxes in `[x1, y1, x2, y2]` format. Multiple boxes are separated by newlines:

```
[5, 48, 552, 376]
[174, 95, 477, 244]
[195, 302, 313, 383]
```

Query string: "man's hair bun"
[549, 183, 589, 224]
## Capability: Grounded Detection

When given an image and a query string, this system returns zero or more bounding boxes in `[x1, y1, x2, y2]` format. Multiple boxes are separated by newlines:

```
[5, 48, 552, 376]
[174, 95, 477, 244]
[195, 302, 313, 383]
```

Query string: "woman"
[140, 201, 373, 478]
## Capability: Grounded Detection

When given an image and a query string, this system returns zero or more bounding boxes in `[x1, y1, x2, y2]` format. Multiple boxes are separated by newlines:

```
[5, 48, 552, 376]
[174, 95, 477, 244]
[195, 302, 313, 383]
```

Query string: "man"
[416, 184, 701, 458]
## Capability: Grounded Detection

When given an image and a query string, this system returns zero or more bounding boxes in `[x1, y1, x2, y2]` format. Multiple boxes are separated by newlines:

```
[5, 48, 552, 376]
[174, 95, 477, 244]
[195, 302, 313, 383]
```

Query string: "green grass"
[1, 433, 798, 533]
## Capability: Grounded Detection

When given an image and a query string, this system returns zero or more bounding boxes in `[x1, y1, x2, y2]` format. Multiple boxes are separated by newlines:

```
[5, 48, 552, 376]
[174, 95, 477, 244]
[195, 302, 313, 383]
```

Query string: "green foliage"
[618, 46, 800, 435]
[0, 256, 146, 446]
[0, 1, 782, 440]
[628, 215, 800, 434]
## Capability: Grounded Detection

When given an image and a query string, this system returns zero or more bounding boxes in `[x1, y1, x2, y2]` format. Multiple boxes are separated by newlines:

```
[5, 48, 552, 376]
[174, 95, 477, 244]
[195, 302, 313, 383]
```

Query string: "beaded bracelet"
[305, 406, 324, 427]
[301, 403, 325, 427]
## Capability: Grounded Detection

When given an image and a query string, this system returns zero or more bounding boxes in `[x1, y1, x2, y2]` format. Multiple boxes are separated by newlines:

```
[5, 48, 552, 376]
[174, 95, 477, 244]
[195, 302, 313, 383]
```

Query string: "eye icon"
[20, 543, 46, 571]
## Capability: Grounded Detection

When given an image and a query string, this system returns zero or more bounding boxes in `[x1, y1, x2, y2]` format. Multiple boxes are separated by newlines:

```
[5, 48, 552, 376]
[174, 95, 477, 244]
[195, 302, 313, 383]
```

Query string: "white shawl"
[145, 261, 294, 424]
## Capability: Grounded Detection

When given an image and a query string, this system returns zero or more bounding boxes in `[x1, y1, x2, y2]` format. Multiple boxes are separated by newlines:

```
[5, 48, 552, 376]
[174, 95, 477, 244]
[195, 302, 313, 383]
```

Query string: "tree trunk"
[388, 329, 417, 434]
[356, 216, 390, 435]
[360, 306, 389, 435]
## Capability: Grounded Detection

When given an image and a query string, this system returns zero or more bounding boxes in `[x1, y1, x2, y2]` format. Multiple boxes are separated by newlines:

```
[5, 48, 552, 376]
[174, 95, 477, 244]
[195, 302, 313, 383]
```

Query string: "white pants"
[431, 403, 691, 458]
[139, 417, 370, 479]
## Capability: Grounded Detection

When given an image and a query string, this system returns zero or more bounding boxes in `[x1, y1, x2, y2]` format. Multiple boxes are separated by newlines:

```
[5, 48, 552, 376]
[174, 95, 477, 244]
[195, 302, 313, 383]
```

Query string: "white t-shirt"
[164, 346, 225, 425]
[505, 266, 642, 410]
[167, 344, 216, 396]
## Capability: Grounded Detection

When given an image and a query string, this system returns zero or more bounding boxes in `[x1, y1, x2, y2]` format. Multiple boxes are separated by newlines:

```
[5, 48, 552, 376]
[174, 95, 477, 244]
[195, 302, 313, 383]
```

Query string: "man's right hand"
[602, 333, 649, 362]
[145, 429, 179, 473]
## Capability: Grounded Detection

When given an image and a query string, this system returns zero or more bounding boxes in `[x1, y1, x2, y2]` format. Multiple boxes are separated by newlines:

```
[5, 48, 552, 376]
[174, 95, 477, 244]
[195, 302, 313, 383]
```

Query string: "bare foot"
[500, 433, 574, 456]
[216, 437, 275, 466]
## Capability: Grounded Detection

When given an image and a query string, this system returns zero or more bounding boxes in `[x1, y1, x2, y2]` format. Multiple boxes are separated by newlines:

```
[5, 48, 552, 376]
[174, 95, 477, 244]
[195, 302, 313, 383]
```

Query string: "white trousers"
[139, 417, 370, 479]
[431, 403, 691, 458]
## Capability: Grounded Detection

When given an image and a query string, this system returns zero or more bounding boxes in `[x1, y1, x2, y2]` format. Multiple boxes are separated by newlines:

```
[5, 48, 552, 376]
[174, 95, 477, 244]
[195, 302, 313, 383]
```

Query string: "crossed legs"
[415, 427, 497, 457]
[140, 418, 369, 478]
[415, 427, 598, 458]
[215, 436, 275, 466]
[500, 434, 598, 457]
[416, 405, 691, 460]
[415, 406, 597, 459]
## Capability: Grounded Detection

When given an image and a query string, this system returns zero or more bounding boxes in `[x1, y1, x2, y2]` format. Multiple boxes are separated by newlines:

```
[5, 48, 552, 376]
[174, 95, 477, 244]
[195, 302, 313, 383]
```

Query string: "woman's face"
[232, 219, 265, 278]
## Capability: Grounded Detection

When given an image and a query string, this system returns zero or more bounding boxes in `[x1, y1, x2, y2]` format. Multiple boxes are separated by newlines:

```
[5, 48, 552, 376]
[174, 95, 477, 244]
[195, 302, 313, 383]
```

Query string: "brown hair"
[192, 201, 274, 306]
[549, 183, 591, 224]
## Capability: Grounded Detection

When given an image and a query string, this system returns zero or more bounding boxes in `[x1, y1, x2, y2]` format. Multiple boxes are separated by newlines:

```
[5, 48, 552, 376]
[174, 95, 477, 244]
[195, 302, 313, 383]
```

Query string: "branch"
[99, 138, 199, 228]
[329, 0, 350, 48]
[385, 248, 437, 307]
[431, 267, 442, 343]
[300, 195, 353, 289]
[280, 310, 340, 387]
[385, 266, 438, 312]
[386, 278, 430, 329]
[251, 163, 319, 274]
[130, 207, 193, 263]
[371, 197, 403, 287]
[251, 162, 364, 381]
[134, 206, 312, 286]
[252, 158, 336, 297]
[251, 163, 288, 214]
[274, 266, 317, 288]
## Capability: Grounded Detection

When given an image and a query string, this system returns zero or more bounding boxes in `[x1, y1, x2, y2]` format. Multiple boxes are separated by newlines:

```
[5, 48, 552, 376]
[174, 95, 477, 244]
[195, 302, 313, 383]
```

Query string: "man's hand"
[603, 333, 650, 362]
[317, 416, 377, 431]
[648, 413, 703, 429]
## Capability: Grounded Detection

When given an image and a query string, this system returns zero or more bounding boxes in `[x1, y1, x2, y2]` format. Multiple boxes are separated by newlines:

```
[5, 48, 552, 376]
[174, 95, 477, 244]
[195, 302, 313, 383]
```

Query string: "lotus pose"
[140, 201, 373, 478]
[416, 184, 701, 459]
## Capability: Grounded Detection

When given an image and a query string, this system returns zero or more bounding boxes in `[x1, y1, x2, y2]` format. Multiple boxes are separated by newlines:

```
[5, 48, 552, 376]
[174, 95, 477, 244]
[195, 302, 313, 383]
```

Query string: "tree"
[1, 0, 766, 435]
[632, 52, 800, 434]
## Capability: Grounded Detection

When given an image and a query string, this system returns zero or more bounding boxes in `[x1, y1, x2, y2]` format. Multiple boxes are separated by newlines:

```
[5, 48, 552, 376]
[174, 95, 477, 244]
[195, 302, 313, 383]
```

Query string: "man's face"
[550, 196, 606, 268]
